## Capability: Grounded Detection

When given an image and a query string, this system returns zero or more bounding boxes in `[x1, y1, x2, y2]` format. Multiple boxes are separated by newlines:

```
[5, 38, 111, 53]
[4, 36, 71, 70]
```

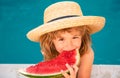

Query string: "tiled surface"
[0, 64, 31, 78]
[91, 65, 120, 78]
[0, 64, 120, 78]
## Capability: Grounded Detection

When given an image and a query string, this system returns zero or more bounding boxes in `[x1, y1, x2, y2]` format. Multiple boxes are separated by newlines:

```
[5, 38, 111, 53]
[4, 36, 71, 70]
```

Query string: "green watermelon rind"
[19, 69, 69, 78]
[19, 49, 80, 78]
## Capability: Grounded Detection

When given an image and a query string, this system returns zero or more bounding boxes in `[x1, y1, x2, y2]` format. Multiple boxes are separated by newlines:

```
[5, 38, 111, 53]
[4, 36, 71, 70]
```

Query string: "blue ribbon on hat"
[47, 15, 79, 23]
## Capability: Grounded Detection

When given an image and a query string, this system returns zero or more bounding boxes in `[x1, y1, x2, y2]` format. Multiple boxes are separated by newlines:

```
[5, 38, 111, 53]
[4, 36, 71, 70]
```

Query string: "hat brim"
[27, 16, 105, 42]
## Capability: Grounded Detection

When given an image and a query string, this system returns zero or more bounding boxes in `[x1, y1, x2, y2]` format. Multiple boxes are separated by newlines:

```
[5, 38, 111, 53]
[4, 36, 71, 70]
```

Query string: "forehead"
[59, 26, 84, 32]
[54, 26, 85, 37]
[58, 28, 80, 34]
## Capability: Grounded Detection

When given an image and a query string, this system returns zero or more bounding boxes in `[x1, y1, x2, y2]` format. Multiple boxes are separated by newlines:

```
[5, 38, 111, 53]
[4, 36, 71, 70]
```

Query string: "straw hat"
[27, 1, 105, 42]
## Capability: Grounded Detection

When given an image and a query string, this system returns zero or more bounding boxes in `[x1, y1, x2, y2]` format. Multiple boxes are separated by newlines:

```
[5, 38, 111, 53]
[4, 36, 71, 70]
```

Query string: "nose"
[64, 40, 75, 51]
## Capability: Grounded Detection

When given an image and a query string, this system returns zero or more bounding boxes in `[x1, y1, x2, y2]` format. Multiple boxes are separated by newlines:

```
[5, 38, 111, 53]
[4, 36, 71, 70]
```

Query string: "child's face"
[53, 28, 82, 53]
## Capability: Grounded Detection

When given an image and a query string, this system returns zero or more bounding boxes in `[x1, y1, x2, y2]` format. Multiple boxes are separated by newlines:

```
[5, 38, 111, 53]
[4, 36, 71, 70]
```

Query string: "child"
[27, 1, 105, 78]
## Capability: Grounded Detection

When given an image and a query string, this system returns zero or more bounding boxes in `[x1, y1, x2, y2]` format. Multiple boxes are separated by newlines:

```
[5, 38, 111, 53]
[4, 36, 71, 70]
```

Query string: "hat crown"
[44, 1, 83, 23]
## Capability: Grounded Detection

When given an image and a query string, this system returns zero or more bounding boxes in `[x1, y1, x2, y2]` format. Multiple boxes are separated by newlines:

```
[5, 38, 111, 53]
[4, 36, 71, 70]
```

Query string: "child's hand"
[61, 63, 79, 78]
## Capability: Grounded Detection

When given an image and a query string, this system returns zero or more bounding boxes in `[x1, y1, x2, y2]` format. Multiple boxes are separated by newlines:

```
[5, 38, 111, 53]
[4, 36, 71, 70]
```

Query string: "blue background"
[0, 0, 120, 64]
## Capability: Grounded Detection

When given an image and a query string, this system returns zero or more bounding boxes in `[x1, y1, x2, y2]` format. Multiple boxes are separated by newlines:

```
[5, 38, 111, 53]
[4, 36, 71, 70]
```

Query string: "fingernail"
[61, 70, 63, 73]
[65, 63, 68, 66]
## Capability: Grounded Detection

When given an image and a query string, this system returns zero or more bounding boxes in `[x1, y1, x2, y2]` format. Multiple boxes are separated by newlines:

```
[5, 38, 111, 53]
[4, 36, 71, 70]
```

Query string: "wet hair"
[39, 26, 91, 61]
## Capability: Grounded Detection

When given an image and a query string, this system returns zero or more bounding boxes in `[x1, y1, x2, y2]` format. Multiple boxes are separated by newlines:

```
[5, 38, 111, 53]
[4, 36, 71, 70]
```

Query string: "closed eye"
[73, 36, 80, 39]
[58, 38, 64, 41]
[73, 37, 79, 39]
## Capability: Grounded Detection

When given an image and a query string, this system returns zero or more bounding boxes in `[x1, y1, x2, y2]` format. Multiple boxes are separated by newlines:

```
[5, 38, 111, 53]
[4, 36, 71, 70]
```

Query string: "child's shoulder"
[80, 47, 94, 62]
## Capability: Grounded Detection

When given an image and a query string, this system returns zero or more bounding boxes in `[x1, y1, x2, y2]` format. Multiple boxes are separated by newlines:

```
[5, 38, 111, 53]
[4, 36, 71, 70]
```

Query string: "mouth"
[62, 49, 76, 52]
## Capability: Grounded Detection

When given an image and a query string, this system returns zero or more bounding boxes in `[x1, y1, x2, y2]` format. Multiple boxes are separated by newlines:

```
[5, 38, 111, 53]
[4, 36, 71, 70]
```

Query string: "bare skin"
[78, 47, 94, 78]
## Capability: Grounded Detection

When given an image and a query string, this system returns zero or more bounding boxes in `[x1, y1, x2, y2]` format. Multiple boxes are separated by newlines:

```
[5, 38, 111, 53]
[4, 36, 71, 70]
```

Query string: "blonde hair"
[39, 26, 91, 61]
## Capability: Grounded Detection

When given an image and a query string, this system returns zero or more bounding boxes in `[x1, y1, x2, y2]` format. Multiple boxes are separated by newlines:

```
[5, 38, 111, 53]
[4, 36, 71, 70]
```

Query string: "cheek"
[74, 39, 82, 49]
[55, 45, 63, 53]
[53, 41, 62, 53]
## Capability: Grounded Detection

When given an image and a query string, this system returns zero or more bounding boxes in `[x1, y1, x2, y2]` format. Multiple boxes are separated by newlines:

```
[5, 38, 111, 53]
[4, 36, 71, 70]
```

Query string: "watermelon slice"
[19, 49, 80, 78]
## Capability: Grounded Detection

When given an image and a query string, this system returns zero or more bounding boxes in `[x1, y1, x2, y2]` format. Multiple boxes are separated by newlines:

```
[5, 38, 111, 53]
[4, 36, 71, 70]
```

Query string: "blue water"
[0, 0, 120, 64]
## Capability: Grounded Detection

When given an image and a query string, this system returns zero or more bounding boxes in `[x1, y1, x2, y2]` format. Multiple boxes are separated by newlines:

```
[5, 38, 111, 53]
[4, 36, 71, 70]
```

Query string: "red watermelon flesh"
[19, 49, 80, 77]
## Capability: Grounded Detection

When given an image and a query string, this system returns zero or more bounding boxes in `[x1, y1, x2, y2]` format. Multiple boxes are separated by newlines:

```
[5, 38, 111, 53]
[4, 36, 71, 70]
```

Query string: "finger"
[61, 70, 70, 78]
[73, 65, 79, 74]
[66, 64, 75, 76]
